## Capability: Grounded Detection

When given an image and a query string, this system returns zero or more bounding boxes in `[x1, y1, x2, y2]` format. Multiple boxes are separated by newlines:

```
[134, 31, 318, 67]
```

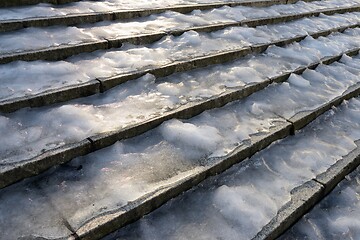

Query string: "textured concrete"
[0, 139, 93, 189]
[0, 0, 57, 8]
[289, 82, 360, 130]
[0, 0, 83, 8]
[0, 79, 100, 113]
[0, 180, 74, 239]
[0, 0, 359, 239]
[0, 40, 109, 64]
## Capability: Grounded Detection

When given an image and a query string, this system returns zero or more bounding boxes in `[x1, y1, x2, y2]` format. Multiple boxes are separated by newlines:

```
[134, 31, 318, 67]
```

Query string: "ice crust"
[1, 5, 359, 54]
[282, 165, 360, 240]
[0, 0, 359, 21]
[6, 56, 359, 232]
[2, 78, 360, 239]
[104, 96, 360, 240]
[1, 15, 360, 101]
[36, 101, 283, 229]
[0, 180, 72, 239]
[1, 31, 360, 166]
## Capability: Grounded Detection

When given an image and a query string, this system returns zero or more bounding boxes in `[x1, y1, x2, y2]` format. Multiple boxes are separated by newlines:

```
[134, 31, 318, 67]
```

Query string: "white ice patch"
[288, 74, 311, 88]
[160, 119, 222, 152]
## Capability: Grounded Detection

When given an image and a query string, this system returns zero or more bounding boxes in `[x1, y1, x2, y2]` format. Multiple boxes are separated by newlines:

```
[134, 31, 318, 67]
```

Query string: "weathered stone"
[252, 180, 324, 240]
[0, 80, 100, 113]
[0, 139, 93, 189]
[0, 40, 109, 64]
[289, 82, 360, 131]
[316, 141, 360, 195]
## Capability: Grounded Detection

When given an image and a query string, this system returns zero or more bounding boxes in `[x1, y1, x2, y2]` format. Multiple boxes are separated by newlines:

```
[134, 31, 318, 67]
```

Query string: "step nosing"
[252, 144, 360, 240]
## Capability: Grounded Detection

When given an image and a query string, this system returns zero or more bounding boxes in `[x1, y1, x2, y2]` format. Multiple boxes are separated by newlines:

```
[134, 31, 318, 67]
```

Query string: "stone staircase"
[0, 0, 360, 239]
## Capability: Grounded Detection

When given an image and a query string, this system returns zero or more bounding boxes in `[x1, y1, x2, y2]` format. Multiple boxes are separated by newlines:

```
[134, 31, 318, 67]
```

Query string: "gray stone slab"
[101, 27, 359, 92]
[0, 78, 271, 189]
[289, 82, 360, 131]
[0, 0, 84, 8]
[0, 0, 58, 8]
[238, 0, 287, 8]
[0, 139, 93, 189]
[99, 47, 252, 91]
[106, 32, 166, 48]
[252, 180, 324, 240]
[0, 79, 100, 113]
[3, 8, 359, 64]
[253, 143, 360, 240]
[0, 40, 109, 64]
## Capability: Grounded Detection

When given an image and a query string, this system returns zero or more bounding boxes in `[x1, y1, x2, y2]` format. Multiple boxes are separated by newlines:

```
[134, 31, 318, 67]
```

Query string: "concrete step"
[1, 16, 359, 113]
[0, 0, 319, 31]
[0, 6, 360, 61]
[1, 56, 360, 239]
[1, 27, 359, 189]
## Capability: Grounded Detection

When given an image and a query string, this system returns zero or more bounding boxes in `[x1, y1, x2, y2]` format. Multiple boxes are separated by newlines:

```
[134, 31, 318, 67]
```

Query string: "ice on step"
[1, 35, 360, 168]
[36, 89, 286, 229]
[105, 96, 360, 240]
[0, 60, 91, 100]
[0, 0, 359, 21]
[1, 21, 360, 102]
[22, 57, 360, 232]
[0, 180, 72, 240]
[1, 7, 359, 55]
[282, 165, 360, 239]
